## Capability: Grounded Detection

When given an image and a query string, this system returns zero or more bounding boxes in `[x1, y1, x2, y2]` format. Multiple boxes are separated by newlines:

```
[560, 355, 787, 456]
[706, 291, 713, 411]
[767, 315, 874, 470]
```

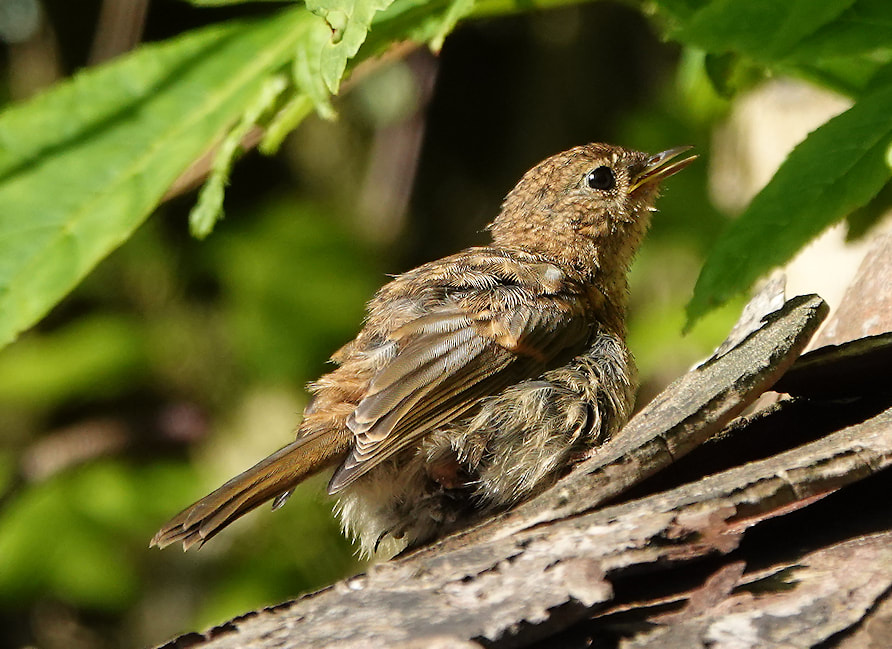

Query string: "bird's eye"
[586, 166, 615, 191]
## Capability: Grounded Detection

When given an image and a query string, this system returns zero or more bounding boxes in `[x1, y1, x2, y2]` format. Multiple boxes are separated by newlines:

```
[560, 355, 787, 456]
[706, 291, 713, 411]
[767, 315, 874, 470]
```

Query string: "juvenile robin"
[152, 143, 695, 557]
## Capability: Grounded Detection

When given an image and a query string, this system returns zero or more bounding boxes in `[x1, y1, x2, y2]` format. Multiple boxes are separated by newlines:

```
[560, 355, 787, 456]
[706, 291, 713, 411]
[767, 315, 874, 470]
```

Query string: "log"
[154, 287, 892, 649]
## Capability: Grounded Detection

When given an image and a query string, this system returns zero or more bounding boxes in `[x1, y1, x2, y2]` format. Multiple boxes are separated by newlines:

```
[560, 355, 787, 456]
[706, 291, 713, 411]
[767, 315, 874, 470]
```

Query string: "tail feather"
[151, 429, 348, 550]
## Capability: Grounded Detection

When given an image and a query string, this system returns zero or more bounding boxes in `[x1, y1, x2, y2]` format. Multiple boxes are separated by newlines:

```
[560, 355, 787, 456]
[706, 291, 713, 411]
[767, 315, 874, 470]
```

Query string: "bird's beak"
[628, 146, 697, 194]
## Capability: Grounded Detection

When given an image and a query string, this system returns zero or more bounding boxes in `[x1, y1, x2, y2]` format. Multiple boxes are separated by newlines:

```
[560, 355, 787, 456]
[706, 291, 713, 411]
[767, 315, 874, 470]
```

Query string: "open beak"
[628, 146, 697, 194]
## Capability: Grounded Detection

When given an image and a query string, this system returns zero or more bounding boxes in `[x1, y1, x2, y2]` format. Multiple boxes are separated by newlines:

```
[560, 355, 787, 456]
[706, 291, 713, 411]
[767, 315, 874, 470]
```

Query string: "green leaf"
[292, 18, 339, 119]
[652, 0, 892, 97]
[649, 0, 702, 21]
[795, 54, 892, 97]
[686, 78, 892, 325]
[787, 0, 892, 62]
[676, 0, 856, 63]
[189, 73, 290, 238]
[0, 0, 529, 350]
[703, 52, 765, 98]
[0, 8, 308, 348]
[185, 0, 292, 5]
[306, 0, 397, 92]
[260, 94, 314, 153]
[846, 179, 892, 240]
[429, 0, 476, 52]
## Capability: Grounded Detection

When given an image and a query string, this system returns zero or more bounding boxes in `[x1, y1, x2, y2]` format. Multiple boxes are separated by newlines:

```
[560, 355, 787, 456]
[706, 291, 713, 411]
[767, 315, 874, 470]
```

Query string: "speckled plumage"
[152, 143, 694, 557]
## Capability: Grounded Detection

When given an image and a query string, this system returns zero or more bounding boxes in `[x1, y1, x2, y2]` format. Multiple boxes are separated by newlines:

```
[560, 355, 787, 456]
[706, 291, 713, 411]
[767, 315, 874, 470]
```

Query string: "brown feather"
[150, 427, 350, 550]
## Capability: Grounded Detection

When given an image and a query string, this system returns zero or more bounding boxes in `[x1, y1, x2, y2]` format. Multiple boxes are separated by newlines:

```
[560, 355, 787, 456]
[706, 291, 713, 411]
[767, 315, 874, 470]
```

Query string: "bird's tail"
[151, 429, 348, 551]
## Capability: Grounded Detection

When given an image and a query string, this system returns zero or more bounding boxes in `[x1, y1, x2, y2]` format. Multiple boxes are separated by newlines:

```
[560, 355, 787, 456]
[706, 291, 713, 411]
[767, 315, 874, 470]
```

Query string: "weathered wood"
[156, 294, 889, 649]
[810, 232, 892, 348]
[836, 586, 892, 649]
[158, 403, 892, 649]
[619, 532, 892, 649]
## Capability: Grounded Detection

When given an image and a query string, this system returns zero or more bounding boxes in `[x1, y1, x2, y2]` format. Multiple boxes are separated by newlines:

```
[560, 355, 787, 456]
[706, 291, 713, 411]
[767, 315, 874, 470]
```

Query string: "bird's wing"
[327, 258, 593, 493]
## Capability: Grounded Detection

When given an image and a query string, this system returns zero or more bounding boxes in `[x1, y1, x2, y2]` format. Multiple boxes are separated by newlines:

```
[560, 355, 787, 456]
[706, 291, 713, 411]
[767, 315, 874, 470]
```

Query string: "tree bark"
[155, 268, 892, 649]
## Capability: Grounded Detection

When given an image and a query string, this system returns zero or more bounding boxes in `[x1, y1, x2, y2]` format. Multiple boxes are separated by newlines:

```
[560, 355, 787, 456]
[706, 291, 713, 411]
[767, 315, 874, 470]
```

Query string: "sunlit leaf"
[789, 0, 892, 62]
[185, 0, 292, 5]
[673, 0, 856, 63]
[686, 77, 892, 325]
[292, 18, 339, 119]
[0, 8, 307, 348]
[189, 74, 290, 238]
[653, 0, 892, 97]
[260, 94, 315, 153]
[429, 0, 476, 52]
[306, 0, 397, 92]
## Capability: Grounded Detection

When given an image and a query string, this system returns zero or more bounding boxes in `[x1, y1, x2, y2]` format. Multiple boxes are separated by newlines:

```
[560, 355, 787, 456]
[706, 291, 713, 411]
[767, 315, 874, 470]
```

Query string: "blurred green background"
[0, 1, 746, 647]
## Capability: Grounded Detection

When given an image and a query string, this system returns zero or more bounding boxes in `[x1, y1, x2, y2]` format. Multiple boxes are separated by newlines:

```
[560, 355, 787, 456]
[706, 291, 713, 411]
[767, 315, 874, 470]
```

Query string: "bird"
[151, 142, 695, 557]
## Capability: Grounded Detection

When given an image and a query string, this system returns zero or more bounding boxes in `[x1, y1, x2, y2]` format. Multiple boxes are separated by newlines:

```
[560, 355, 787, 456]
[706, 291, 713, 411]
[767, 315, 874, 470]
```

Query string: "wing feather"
[348, 331, 485, 438]
[328, 254, 593, 494]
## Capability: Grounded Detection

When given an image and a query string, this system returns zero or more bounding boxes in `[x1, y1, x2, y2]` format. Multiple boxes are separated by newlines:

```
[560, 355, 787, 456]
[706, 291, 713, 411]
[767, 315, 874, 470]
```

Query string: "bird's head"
[489, 143, 696, 278]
